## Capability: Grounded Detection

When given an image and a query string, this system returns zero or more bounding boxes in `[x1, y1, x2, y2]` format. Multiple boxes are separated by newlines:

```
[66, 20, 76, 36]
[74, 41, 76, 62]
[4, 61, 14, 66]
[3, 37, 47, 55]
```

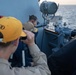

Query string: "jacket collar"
[0, 58, 10, 66]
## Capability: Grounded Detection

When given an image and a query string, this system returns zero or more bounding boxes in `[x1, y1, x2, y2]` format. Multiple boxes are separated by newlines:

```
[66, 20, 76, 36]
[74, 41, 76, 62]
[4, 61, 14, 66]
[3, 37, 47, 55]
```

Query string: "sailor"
[0, 17, 51, 75]
[23, 15, 38, 37]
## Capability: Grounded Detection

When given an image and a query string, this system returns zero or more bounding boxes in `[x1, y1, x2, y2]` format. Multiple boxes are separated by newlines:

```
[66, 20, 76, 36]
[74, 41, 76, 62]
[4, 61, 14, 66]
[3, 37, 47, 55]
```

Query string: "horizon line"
[59, 4, 76, 5]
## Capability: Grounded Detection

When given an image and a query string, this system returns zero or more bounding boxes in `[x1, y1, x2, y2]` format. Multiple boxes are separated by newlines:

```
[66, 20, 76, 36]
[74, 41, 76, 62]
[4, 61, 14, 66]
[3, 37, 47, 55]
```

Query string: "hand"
[21, 30, 35, 46]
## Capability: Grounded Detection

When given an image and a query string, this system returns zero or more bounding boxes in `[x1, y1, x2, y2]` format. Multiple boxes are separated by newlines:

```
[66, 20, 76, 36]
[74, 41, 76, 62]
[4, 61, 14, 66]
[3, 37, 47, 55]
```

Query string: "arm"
[28, 43, 51, 75]
[13, 30, 51, 75]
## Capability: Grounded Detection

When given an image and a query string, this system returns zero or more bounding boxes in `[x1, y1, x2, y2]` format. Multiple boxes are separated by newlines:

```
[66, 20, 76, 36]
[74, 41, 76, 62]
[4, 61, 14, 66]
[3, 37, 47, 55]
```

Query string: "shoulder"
[24, 22, 33, 26]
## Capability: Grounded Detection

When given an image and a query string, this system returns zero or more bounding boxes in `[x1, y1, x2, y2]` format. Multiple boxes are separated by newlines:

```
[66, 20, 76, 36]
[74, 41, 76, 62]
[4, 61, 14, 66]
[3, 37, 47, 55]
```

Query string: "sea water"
[56, 5, 76, 29]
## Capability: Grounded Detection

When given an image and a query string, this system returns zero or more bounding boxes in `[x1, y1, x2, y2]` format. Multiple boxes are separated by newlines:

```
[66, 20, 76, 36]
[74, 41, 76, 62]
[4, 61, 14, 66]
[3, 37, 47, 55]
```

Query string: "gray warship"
[0, 0, 76, 75]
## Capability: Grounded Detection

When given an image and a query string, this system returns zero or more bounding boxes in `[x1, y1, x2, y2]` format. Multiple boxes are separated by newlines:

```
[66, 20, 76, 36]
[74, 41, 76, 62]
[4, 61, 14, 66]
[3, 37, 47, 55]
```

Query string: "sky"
[40, 0, 76, 5]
